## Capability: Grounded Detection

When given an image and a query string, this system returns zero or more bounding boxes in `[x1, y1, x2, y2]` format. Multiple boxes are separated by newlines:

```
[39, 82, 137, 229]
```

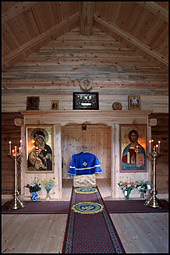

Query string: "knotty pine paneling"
[149, 113, 169, 194]
[2, 27, 168, 113]
[61, 124, 111, 179]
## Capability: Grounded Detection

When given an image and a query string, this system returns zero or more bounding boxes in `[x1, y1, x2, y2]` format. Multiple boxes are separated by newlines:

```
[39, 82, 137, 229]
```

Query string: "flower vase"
[31, 191, 38, 201]
[46, 190, 51, 200]
[140, 192, 145, 200]
[124, 190, 131, 200]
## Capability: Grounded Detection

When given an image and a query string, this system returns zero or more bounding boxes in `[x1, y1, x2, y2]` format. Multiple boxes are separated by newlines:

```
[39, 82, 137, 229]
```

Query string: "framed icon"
[26, 97, 40, 110]
[128, 96, 141, 110]
[120, 124, 147, 172]
[51, 100, 59, 110]
[26, 125, 53, 173]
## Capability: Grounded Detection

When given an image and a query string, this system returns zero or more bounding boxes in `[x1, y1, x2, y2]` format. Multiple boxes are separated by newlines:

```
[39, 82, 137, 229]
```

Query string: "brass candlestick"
[6, 153, 25, 210]
[144, 147, 163, 208]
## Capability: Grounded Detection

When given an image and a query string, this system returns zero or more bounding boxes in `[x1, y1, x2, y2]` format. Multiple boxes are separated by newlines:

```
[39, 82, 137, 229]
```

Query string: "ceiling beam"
[2, 13, 79, 70]
[94, 15, 168, 66]
[2, 2, 39, 24]
[80, 2, 95, 35]
[136, 2, 168, 23]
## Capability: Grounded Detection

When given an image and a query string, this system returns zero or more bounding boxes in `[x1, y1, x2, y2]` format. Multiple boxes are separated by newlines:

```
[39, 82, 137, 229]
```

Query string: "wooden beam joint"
[80, 2, 95, 36]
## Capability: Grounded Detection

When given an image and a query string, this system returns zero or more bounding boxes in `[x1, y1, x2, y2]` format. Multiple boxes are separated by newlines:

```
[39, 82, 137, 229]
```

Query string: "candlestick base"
[144, 194, 163, 208]
[6, 194, 25, 210]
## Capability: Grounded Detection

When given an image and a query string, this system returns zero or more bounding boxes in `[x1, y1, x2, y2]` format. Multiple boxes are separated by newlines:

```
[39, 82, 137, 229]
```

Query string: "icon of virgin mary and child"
[27, 130, 52, 171]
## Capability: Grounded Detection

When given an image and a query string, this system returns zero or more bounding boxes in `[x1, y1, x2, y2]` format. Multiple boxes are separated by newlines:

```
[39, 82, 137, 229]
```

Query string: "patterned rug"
[105, 199, 169, 214]
[1, 201, 69, 214]
[2, 197, 168, 215]
[62, 187, 125, 254]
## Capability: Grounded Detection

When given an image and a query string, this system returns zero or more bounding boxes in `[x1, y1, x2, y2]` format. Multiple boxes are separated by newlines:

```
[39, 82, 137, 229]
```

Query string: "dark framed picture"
[73, 92, 99, 110]
[26, 125, 53, 173]
[120, 124, 147, 172]
[26, 97, 40, 110]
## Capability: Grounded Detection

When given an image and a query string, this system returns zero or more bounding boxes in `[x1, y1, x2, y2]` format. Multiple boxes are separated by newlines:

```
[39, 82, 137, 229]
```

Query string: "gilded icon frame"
[26, 125, 54, 173]
[51, 100, 59, 110]
[128, 96, 141, 110]
[120, 124, 147, 172]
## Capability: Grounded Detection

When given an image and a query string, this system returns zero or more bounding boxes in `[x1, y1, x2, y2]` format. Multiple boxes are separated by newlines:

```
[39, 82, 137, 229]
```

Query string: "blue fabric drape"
[68, 152, 102, 176]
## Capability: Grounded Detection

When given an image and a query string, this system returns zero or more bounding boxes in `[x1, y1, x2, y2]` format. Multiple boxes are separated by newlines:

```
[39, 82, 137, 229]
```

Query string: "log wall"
[1, 112, 23, 194]
[149, 113, 169, 194]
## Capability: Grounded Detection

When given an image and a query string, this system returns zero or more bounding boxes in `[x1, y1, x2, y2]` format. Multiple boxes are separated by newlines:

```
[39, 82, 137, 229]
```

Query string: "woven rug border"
[62, 186, 126, 254]
[104, 199, 169, 214]
[1, 201, 70, 214]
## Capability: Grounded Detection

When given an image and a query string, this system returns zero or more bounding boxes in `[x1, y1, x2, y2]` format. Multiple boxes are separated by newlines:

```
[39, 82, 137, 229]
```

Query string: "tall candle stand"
[144, 146, 163, 208]
[6, 152, 25, 210]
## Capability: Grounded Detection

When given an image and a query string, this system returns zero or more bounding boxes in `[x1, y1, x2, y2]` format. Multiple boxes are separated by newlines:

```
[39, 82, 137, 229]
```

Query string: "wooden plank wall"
[149, 113, 169, 194]
[1, 27, 168, 113]
[61, 124, 111, 179]
[1, 112, 23, 195]
[1, 112, 168, 195]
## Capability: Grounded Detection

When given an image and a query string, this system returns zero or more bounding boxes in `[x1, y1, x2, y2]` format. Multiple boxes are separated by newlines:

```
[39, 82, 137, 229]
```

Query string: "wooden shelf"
[18, 110, 152, 126]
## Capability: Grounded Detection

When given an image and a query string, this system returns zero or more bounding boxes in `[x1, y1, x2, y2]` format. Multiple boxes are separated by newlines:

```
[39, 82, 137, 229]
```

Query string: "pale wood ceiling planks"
[1, 1, 169, 71]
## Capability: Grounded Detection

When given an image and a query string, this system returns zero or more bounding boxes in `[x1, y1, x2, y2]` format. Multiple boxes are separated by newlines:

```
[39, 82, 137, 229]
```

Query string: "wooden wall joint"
[14, 118, 24, 126]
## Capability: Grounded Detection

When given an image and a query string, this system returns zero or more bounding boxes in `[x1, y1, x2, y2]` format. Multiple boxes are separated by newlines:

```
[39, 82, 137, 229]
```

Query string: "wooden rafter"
[94, 15, 168, 66]
[2, 13, 79, 70]
[137, 2, 168, 23]
[80, 2, 95, 35]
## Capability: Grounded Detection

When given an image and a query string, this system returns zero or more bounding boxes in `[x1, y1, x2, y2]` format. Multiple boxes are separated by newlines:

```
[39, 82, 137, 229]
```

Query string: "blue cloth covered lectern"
[68, 152, 102, 187]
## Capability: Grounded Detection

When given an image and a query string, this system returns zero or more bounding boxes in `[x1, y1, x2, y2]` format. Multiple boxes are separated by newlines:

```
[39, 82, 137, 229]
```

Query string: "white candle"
[12, 149, 14, 155]
[19, 147, 21, 153]
[20, 140, 22, 148]
[158, 141, 161, 154]
[151, 139, 154, 152]
[156, 144, 158, 153]
[149, 140, 152, 153]
[9, 141, 11, 154]
[14, 146, 17, 154]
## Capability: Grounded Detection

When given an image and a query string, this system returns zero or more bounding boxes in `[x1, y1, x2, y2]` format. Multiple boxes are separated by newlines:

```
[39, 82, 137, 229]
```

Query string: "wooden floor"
[1, 179, 169, 253]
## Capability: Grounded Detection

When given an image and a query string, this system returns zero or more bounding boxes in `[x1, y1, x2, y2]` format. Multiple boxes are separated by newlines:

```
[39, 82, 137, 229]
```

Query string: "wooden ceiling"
[1, 1, 169, 71]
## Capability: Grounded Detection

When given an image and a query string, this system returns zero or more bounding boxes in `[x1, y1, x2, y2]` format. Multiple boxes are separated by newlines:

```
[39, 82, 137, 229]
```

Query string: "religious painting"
[26, 125, 53, 173]
[51, 100, 59, 110]
[128, 96, 141, 110]
[73, 92, 99, 110]
[26, 97, 40, 110]
[120, 124, 147, 172]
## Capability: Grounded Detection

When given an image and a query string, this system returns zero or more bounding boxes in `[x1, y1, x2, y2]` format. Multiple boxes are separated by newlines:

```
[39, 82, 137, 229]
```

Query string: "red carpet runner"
[62, 187, 125, 253]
